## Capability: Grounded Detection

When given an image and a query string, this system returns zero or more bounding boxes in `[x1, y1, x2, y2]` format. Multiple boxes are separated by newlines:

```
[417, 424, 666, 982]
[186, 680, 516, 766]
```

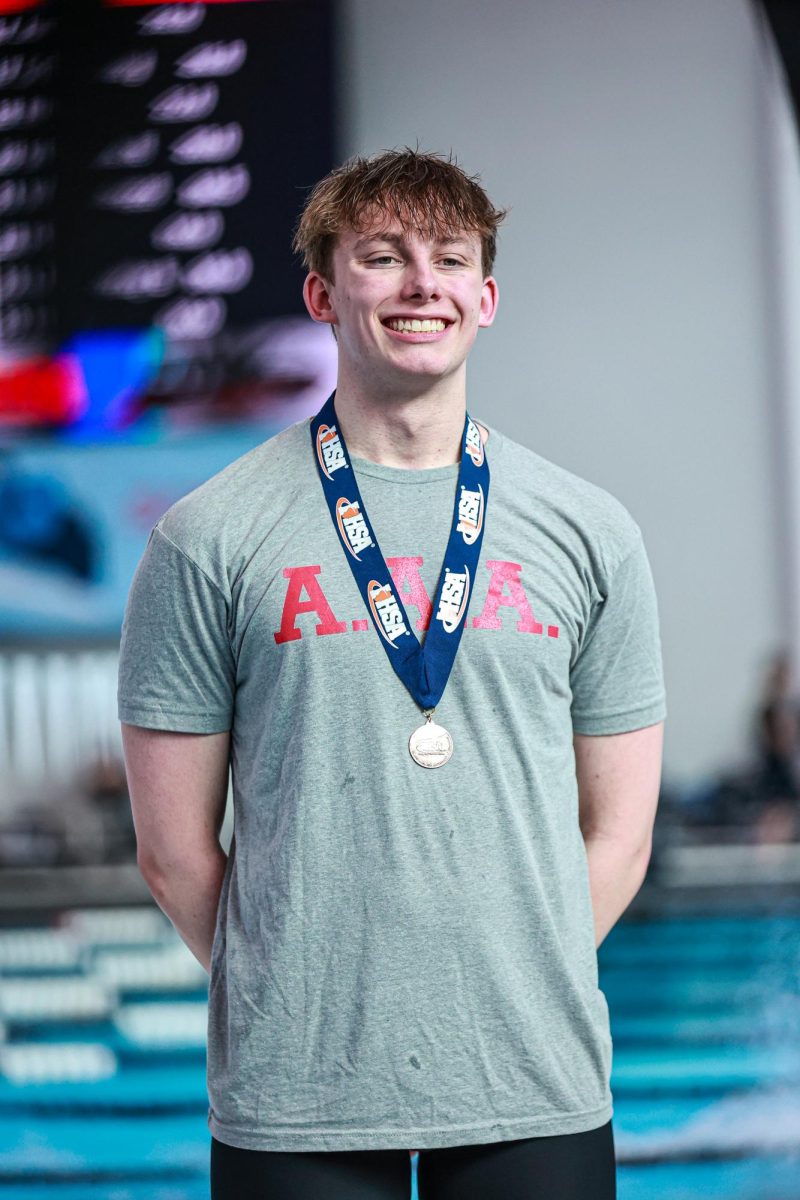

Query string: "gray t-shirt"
[117, 415, 666, 1152]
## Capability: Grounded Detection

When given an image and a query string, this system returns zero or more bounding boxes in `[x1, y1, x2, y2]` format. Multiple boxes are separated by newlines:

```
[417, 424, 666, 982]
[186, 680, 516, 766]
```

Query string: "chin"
[389, 351, 459, 374]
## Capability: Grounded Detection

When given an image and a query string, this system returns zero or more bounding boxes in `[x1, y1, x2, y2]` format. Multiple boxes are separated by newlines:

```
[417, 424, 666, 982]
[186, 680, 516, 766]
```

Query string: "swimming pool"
[0, 908, 797, 1199]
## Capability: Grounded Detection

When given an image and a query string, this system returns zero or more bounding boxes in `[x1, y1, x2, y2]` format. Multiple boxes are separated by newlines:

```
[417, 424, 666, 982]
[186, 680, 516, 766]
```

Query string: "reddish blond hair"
[293, 148, 507, 280]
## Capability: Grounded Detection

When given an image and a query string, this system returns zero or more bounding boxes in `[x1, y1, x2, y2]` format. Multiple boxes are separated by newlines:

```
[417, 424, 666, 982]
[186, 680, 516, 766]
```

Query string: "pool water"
[0, 908, 798, 1199]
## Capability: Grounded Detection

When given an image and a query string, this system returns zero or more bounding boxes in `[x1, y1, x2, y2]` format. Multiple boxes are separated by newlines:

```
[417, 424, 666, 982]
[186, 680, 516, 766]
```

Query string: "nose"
[400, 254, 440, 301]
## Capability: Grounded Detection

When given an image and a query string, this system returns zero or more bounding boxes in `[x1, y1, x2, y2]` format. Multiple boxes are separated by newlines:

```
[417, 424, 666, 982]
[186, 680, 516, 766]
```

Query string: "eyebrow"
[353, 232, 474, 252]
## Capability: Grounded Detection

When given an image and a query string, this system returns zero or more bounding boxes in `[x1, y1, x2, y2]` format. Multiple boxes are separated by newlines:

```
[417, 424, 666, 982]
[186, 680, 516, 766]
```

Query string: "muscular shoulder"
[152, 418, 313, 586]
[486, 424, 644, 580]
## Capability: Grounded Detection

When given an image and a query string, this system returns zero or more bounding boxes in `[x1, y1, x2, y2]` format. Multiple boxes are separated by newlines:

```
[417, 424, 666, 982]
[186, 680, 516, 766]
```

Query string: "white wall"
[338, 0, 793, 785]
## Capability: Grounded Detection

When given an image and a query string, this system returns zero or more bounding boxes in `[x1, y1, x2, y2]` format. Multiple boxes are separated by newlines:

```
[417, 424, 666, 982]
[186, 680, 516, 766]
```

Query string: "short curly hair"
[293, 148, 507, 281]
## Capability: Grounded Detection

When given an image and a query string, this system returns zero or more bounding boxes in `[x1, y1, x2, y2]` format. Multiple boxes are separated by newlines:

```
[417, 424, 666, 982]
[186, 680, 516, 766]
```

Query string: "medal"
[409, 711, 454, 769]
[310, 392, 489, 768]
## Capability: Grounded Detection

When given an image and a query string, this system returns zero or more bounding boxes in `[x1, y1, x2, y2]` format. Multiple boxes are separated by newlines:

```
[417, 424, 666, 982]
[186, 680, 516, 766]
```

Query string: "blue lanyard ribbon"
[310, 392, 490, 711]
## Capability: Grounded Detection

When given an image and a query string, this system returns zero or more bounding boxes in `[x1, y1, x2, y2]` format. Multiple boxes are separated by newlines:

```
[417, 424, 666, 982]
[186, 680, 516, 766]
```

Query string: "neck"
[331, 373, 480, 470]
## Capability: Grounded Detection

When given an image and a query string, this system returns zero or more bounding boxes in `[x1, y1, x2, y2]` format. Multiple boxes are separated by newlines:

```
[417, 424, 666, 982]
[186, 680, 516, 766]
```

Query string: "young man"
[118, 149, 666, 1200]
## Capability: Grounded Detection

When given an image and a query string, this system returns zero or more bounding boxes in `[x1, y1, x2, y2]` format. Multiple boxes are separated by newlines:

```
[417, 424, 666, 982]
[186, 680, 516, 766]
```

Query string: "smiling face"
[303, 219, 499, 398]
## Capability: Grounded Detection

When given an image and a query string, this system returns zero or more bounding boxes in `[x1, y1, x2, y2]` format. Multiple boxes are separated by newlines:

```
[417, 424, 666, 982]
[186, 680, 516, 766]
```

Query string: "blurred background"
[1, 0, 800, 1196]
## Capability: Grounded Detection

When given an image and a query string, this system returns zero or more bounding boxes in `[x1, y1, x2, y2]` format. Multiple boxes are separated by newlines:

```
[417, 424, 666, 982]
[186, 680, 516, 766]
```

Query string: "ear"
[303, 272, 337, 326]
[478, 276, 499, 328]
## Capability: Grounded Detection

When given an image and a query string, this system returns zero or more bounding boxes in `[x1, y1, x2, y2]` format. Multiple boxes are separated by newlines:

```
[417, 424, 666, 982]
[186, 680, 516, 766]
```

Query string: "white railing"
[0, 648, 123, 812]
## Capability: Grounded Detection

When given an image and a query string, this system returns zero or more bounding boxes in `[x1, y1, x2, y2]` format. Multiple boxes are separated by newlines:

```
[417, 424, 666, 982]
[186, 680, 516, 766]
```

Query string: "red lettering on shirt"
[471, 560, 551, 635]
[386, 556, 432, 631]
[273, 559, 558, 643]
[273, 566, 348, 643]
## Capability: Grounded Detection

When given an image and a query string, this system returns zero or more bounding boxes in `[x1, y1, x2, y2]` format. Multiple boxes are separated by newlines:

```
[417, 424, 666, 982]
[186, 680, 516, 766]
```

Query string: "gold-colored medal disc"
[409, 715, 453, 769]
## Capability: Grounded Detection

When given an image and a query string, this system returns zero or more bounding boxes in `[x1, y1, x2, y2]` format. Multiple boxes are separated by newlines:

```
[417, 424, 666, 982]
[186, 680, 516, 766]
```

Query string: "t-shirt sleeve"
[570, 531, 666, 735]
[117, 525, 235, 733]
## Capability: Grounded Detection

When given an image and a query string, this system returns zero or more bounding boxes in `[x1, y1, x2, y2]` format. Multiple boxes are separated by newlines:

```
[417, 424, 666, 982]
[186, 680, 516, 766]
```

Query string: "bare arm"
[574, 720, 664, 947]
[121, 723, 231, 973]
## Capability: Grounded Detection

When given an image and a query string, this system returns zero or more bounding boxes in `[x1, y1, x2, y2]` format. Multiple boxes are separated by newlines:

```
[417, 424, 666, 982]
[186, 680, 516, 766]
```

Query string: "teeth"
[386, 318, 446, 333]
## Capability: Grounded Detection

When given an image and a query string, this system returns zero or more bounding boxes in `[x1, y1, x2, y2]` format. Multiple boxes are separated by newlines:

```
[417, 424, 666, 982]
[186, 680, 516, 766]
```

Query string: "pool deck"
[2, 840, 800, 922]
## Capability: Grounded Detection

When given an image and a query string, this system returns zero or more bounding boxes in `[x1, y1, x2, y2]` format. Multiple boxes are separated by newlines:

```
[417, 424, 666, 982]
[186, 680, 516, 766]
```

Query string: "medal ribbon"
[310, 391, 490, 710]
